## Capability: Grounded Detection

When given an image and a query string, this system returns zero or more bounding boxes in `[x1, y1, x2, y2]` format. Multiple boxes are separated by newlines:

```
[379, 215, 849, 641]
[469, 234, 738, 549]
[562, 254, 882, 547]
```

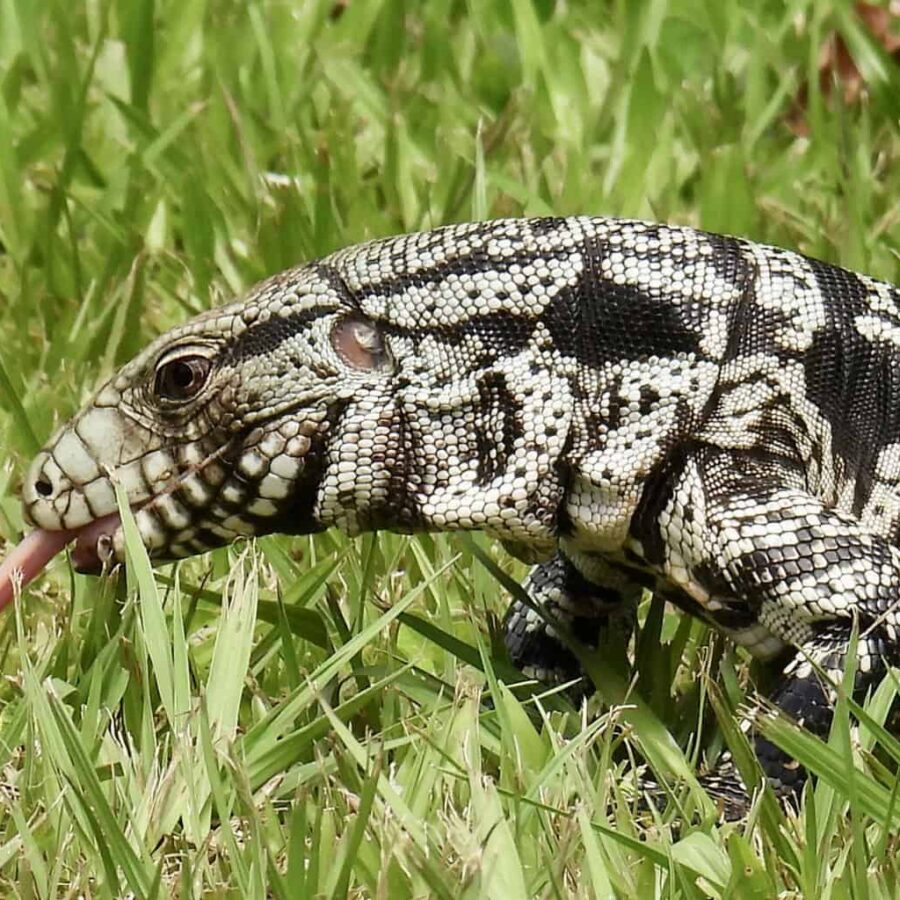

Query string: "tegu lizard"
[4, 216, 900, 806]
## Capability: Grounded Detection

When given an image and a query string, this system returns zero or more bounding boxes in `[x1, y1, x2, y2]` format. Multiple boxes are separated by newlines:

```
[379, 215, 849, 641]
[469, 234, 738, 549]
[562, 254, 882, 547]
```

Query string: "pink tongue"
[0, 512, 122, 611]
[0, 529, 77, 611]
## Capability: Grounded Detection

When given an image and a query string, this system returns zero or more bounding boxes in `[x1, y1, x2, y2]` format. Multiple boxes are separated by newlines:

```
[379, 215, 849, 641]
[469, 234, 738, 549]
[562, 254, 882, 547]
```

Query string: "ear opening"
[331, 316, 392, 372]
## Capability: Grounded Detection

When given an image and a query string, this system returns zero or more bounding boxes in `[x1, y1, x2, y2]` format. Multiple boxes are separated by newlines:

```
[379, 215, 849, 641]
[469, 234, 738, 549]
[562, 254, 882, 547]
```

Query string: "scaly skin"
[21, 217, 900, 807]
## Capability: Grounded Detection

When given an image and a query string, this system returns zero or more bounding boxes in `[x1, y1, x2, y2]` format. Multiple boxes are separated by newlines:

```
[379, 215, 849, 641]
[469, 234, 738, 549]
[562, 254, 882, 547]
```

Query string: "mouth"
[7, 436, 238, 607]
[3, 415, 322, 612]
[69, 511, 124, 571]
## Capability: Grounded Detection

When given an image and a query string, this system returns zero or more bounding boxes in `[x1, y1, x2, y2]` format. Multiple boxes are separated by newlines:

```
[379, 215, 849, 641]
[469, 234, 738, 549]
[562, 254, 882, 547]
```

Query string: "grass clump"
[1, 0, 900, 895]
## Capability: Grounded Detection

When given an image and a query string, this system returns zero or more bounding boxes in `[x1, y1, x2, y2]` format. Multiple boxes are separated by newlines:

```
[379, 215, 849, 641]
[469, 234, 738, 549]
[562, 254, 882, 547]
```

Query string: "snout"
[23, 407, 166, 532]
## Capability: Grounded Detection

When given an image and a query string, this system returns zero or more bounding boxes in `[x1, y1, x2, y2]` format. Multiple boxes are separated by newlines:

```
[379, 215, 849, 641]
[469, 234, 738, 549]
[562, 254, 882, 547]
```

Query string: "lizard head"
[15, 263, 395, 579]
[3, 221, 573, 607]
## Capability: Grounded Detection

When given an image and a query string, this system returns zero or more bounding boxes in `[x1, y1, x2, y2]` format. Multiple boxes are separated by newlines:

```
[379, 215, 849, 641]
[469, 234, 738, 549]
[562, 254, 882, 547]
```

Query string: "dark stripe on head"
[270, 398, 353, 535]
[452, 311, 536, 355]
[227, 307, 336, 361]
[315, 263, 363, 310]
[381, 402, 422, 530]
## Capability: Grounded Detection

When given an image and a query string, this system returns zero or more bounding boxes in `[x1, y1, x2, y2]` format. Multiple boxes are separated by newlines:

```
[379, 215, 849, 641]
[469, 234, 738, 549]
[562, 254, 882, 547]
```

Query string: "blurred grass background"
[1, 0, 900, 896]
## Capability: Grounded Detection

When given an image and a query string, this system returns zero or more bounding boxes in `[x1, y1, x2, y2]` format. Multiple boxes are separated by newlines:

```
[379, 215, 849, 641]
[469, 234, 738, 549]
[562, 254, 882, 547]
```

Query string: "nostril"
[34, 478, 53, 498]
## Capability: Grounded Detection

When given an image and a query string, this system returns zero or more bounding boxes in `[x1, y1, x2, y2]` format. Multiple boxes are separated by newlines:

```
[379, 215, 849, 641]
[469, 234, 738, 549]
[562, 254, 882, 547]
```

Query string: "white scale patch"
[135, 509, 167, 550]
[854, 315, 900, 348]
[53, 430, 100, 485]
[247, 498, 279, 517]
[220, 484, 246, 505]
[725, 622, 787, 660]
[82, 479, 116, 515]
[238, 450, 267, 480]
[258, 473, 291, 500]
[746, 243, 827, 353]
[600, 232, 741, 313]
[61, 493, 92, 530]
[270, 455, 301, 480]
[859, 443, 900, 536]
[179, 474, 212, 508]
[155, 494, 192, 530]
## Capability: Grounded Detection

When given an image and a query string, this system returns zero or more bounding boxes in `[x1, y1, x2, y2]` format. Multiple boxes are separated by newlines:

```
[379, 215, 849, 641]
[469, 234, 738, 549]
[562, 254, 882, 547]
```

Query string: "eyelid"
[154, 341, 220, 373]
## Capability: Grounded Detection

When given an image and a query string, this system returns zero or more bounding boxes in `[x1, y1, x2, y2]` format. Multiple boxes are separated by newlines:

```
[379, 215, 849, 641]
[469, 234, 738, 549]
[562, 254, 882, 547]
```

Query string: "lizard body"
[11, 216, 900, 805]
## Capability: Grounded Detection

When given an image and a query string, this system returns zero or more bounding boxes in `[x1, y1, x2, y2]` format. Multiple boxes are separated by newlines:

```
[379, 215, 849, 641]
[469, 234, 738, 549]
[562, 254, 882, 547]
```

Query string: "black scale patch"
[803, 259, 900, 514]
[227, 307, 336, 361]
[473, 371, 524, 485]
[541, 237, 703, 368]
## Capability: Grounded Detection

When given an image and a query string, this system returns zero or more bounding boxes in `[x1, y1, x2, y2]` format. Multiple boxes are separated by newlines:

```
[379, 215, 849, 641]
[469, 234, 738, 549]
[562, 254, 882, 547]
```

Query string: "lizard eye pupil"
[154, 356, 212, 401]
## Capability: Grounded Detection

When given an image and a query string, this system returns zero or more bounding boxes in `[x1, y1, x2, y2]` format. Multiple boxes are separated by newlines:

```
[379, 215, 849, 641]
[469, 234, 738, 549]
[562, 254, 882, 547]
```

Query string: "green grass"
[1, 0, 900, 895]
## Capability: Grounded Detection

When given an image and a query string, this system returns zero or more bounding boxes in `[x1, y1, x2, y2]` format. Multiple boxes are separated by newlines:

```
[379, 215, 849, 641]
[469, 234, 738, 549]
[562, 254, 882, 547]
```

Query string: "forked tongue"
[0, 513, 122, 611]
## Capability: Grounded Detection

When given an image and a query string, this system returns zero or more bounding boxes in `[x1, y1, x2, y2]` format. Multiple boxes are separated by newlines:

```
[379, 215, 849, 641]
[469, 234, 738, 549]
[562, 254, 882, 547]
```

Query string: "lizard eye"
[331, 316, 390, 371]
[154, 356, 213, 401]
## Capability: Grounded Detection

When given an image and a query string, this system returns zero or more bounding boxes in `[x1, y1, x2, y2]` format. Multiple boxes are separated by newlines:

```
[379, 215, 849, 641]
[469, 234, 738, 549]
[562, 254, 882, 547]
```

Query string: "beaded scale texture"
[19, 216, 900, 806]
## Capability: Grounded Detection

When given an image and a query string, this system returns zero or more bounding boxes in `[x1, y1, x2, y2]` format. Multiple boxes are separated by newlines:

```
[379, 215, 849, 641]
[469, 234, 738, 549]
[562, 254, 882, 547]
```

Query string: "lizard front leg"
[754, 626, 891, 800]
[502, 552, 641, 703]
[645, 446, 900, 802]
